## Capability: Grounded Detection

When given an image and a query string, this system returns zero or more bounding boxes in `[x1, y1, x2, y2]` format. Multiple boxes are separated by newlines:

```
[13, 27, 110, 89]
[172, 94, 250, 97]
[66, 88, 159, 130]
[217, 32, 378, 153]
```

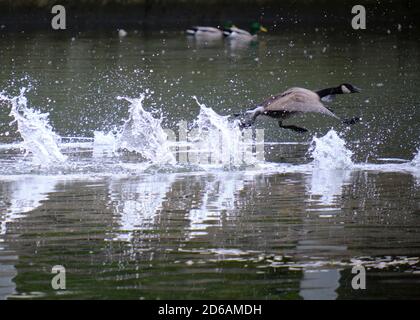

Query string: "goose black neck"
[315, 86, 341, 98]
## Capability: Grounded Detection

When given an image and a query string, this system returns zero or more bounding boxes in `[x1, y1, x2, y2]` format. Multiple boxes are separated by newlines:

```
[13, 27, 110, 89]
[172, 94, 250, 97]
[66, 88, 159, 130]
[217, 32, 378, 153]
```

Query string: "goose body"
[240, 84, 361, 132]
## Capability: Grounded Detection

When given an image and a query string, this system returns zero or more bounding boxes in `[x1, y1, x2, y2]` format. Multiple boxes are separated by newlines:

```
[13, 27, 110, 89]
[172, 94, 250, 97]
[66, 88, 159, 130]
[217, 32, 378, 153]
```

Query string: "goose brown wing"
[262, 88, 339, 118]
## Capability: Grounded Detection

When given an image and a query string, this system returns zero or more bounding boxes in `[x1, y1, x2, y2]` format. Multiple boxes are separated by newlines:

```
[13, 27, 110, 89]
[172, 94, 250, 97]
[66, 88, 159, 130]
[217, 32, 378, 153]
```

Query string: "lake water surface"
[0, 29, 420, 299]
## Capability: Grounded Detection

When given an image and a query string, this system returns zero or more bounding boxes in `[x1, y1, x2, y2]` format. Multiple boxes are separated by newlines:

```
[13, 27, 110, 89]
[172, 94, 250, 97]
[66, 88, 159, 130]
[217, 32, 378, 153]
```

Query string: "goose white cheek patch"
[341, 85, 351, 93]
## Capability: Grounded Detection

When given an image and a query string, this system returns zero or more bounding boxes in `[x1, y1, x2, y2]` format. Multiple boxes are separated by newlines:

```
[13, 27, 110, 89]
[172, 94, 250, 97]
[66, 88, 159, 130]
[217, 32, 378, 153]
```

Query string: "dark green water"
[0, 29, 420, 299]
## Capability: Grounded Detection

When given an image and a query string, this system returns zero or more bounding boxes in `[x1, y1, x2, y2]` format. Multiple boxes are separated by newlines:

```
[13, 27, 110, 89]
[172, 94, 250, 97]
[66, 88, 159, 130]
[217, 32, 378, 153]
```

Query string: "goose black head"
[339, 83, 361, 94]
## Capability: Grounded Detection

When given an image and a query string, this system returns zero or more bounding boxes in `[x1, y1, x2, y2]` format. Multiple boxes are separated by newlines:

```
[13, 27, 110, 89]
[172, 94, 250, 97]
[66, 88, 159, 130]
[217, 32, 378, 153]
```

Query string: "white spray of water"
[93, 130, 117, 158]
[1, 88, 67, 165]
[114, 95, 176, 164]
[189, 97, 257, 167]
[412, 149, 420, 183]
[412, 149, 420, 167]
[309, 129, 353, 169]
[304, 130, 353, 208]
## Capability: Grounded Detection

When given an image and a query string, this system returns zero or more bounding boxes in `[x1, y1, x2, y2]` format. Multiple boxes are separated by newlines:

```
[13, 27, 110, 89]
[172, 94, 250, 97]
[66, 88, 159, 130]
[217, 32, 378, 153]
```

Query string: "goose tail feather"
[233, 106, 264, 129]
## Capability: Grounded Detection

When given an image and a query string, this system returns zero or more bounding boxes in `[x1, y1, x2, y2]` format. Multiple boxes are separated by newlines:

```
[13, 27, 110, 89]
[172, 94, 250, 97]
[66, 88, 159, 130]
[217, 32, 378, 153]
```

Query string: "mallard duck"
[224, 22, 268, 42]
[238, 84, 361, 132]
[186, 22, 235, 40]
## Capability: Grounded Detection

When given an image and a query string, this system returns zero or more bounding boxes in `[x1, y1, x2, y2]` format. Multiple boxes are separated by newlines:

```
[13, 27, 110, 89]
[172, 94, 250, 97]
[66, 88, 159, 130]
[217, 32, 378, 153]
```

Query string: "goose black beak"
[353, 86, 362, 93]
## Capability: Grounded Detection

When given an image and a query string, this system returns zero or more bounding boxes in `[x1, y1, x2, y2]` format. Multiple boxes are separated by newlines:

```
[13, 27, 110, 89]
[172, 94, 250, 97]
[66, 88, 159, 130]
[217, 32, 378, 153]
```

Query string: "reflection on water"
[299, 269, 340, 300]
[0, 30, 420, 299]
[108, 174, 177, 242]
[0, 168, 419, 299]
[0, 176, 58, 235]
[306, 169, 351, 208]
[187, 173, 245, 239]
[0, 176, 58, 299]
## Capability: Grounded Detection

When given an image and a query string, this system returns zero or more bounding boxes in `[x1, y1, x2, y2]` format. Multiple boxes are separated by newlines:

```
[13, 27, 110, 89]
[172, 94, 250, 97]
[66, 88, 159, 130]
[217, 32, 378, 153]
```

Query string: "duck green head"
[222, 21, 236, 29]
[250, 22, 268, 35]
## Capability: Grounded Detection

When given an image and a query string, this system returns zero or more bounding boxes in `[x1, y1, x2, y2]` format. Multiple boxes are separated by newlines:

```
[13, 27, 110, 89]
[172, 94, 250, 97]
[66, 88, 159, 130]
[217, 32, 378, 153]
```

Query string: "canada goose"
[224, 22, 268, 42]
[238, 84, 361, 132]
[186, 22, 235, 40]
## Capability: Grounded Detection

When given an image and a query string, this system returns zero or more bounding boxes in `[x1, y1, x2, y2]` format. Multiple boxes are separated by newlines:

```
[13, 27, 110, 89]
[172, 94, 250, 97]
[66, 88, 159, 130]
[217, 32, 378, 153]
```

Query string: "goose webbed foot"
[278, 121, 308, 133]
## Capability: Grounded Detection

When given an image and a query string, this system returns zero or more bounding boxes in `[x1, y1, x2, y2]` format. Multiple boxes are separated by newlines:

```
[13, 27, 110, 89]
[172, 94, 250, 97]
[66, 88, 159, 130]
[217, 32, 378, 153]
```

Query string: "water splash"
[1, 89, 418, 178]
[412, 149, 420, 167]
[412, 149, 420, 183]
[309, 129, 353, 169]
[93, 130, 117, 158]
[115, 95, 175, 164]
[189, 97, 258, 167]
[1, 88, 67, 165]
